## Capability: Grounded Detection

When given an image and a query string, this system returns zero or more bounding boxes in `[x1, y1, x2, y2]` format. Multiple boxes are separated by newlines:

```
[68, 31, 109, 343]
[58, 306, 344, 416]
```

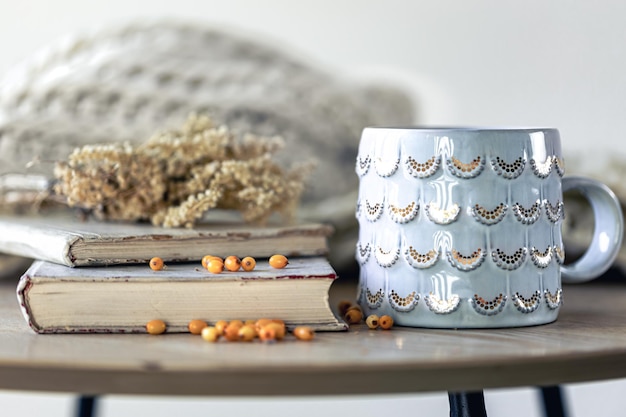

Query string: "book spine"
[0, 223, 79, 266]
[16, 273, 43, 333]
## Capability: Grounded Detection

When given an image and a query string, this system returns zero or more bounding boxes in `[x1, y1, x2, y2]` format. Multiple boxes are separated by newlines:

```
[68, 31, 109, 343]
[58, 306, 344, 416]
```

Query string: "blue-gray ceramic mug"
[355, 127, 623, 328]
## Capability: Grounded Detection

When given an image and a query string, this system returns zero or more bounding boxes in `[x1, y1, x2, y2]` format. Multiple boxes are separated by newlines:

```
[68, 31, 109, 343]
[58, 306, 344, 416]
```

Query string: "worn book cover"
[0, 215, 333, 267]
[17, 257, 347, 333]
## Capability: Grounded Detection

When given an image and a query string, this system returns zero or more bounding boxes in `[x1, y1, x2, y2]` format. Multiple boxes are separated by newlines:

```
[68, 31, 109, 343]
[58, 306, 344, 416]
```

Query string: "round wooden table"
[1, 281, 626, 398]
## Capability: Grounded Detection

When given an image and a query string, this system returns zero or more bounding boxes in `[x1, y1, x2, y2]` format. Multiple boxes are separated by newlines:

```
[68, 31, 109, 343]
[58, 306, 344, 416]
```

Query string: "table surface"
[1, 280, 626, 396]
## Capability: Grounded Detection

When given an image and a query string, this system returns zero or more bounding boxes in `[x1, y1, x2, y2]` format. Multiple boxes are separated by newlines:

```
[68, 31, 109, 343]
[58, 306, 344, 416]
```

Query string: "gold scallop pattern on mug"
[425, 202, 460, 225]
[545, 288, 563, 310]
[545, 200, 564, 223]
[355, 155, 371, 177]
[512, 201, 541, 225]
[375, 246, 400, 268]
[553, 245, 565, 265]
[446, 248, 486, 271]
[355, 241, 371, 265]
[471, 203, 508, 225]
[446, 155, 485, 179]
[530, 156, 554, 179]
[374, 156, 400, 177]
[530, 246, 553, 268]
[471, 293, 507, 316]
[388, 201, 420, 224]
[364, 199, 384, 222]
[366, 288, 384, 309]
[424, 293, 461, 315]
[554, 157, 565, 177]
[512, 290, 542, 313]
[388, 290, 420, 312]
[405, 155, 441, 178]
[491, 156, 526, 179]
[492, 247, 527, 270]
[404, 247, 439, 269]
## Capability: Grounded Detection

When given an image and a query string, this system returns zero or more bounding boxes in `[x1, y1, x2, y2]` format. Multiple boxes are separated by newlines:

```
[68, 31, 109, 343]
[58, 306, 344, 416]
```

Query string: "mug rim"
[364, 126, 558, 133]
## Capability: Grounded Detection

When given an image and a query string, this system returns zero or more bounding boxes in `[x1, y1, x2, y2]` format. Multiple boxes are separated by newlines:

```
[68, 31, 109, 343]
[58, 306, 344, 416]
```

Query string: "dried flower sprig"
[53, 114, 314, 227]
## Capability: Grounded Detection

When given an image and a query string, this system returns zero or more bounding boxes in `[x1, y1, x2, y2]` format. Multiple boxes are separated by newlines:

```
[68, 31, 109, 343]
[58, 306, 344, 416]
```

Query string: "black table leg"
[448, 391, 488, 417]
[76, 395, 98, 417]
[540, 386, 568, 417]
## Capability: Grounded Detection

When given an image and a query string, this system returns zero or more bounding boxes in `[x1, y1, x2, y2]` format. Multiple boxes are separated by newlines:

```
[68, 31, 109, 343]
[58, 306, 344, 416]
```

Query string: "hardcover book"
[17, 257, 347, 333]
[0, 215, 332, 267]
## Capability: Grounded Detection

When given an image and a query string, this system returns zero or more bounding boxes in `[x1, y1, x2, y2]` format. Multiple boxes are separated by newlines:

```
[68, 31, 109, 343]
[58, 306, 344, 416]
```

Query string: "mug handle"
[561, 176, 624, 283]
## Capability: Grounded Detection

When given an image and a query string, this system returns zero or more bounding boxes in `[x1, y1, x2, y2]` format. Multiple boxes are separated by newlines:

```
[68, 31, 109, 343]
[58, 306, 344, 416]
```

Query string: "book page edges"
[69, 235, 329, 266]
[0, 216, 333, 266]
[23, 278, 347, 333]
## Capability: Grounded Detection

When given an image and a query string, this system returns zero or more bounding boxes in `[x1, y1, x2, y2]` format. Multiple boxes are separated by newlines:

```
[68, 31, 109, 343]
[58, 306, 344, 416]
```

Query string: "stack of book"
[0, 215, 347, 333]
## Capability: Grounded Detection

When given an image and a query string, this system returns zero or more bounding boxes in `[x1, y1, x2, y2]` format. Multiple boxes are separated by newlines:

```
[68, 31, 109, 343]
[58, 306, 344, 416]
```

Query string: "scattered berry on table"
[149, 257, 165, 271]
[337, 300, 354, 316]
[214, 320, 229, 335]
[228, 319, 244, 329]
[254, 318, 273, 332]
[238, 325, 256, 342]
[258, 326, 277, 342]
[293, 326, 315, 341]
[207, 258, 225, 274]
[241, 256, 256, 271]
[224, 255, 242, 272]
[202, 255, 221, 269]
[201, 326, 220, 342]
[344, 308, 363, 324]
[223, 324, 241, 342]
[365, 315, 380, 329]
[188, 319, 208, 335]
[269, 254, 289, 269]
[263, 322, 286, 340]
[146, 319, 167, 335]
[379, 315, 394, 330]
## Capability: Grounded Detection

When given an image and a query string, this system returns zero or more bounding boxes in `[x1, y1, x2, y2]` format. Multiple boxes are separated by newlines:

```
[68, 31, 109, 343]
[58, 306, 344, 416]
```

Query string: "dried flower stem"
[53, 114, 313, 227]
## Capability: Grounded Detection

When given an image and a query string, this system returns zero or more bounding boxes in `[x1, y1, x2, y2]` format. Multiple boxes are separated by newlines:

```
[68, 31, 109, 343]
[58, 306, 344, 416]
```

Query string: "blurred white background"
[1, 0, 625, 416]
[2, 0, 625, 162]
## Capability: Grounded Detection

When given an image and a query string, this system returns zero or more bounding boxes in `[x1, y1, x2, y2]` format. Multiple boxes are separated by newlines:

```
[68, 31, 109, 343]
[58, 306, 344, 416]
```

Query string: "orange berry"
[238, 325, 256, 342]
[346, 305, 363, 314]
[146, 319, 166, 335]
[224, 325, 241, 342]
[337, 300, 354, 316]
[228, 319, 244, 329]
[263, 322, 286, 340]
[201, 326, 220, 342]
[241, 256, 256, 271]
[255, 318, 273, 332]
[293, 326, 315, 341]
[188, 319, 208, 335]
[344, 308, 363, 324]
[379, 315, 394, 330]
[224, 255, 242, 272]
[244, 319, 257, 326]
[258, 326, 277, 342]
[269, 254, 289, 269]
[149, 257, 165, 271]
[207, 258, 224, 274]
[202, 255, 221, 269]
[365, 314, 380, 330]
[214, 320, 229, 335]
